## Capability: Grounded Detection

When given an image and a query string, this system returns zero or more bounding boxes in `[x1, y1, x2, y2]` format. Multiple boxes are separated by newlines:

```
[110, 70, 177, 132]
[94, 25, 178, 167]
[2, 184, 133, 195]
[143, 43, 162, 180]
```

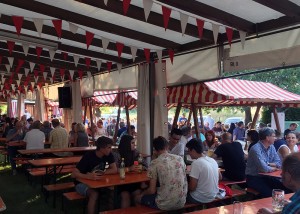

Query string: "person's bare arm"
[71, 168, 103, 180]
[188, 177, 198, 191]
[278, 147, 289, 160]
[142, 178, 157, 195]
[104, 163, 117, 175]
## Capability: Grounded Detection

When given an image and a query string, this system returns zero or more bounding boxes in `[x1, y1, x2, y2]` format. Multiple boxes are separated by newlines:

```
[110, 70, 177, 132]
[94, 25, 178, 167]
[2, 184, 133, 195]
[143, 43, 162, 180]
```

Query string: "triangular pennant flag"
[60, 68, 65, 81]
[34, 70, 39, 78]
[37, 81, 43, 90]
[102, 38, 109, 53]
[62, 52, 68, 60]
[130, 46, 137, 62]
[36, 46, 43, 59]
[1, 77, 5, 85]
[39, 64, 45, 73]
[33, 18, 44, 37]
[156, 50, 162, 62]
[117, 63, 122, 74]
[239, 31, 246, 49]
[17, 59, 24, 69]
[107, 61, 112, 73]
[180, 13, 189, 36]
[104, 0, 108, 6]
[123, 0, 131, 15]
[144, 48, 150, 63]
[12, 16, 24, 36]
[68, 22, 79, 34]
[226, 27, 234, 47]
[85, 57, 91, 69]
[143, 0, 153, 21]
[49, 49, 56, 61]
[7, 41, 15, 55]
[0, 85, 3, 91]
[116, 42, 124, 59]
[50, 77, 53, 84]
[69, 70, 74, 81]
[7, 57, 14, 68]
[168, 49, 174, 64]
[73, 55, 80, 67]
[11, 84, 15, 90]
[52, 19, 62, 39]
[31, 82, 35, 91]
[87, 71, 92, 79]
[43, 72, 48, 81]
[85, 31, 94, 49]
[22, 43, 29, 56]
[5, 64, 10, 72]
[162, 6, 172, 31]
[17, 73, 23, 80]
[16, 80, 20, 87]
[96, 59, 102, 71]
[34, 76, 38, 83]
[50, 67, 55, 78]
[78, 70, 83, 80]
[212, 23, 220, 44]
[196, 19, 204, 39]
[29, 62, 35, 72]
[24, 68, 29, 76]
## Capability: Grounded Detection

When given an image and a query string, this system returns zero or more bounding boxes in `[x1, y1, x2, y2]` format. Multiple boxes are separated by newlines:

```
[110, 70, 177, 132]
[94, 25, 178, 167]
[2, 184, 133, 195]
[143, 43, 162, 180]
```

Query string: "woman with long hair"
[278, 131, 299, 161]
[247, 130, 259, 152]
[74, 123, 89, 147]
[203, 130, 220, 151]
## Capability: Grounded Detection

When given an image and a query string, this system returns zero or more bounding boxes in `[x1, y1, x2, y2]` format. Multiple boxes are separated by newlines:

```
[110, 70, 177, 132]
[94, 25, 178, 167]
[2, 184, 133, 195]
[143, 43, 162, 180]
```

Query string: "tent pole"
[125, 105, 131, 135]
[187, 109, 192, 124]
[191, 104, 200, 139]
[113, 106, 121, 143]
[83, 104, 87, 124]
[89, 103, 95, 143]
[272, 107, 281, 133]
[199, 107, 204, 133]
[173, 103, 182, 129]
[251, 104, 262, 129]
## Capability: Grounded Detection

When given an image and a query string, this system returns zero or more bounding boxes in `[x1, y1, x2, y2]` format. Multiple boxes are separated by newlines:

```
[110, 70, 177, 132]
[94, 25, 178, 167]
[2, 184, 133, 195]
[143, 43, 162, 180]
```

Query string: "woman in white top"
[278, 131, 299, 161]
[95, 119, 107, 137]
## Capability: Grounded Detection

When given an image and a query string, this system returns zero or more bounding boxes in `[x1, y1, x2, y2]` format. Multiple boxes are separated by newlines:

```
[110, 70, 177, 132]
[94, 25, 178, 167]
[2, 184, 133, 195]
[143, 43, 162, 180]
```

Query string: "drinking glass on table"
[233, 201, 243, 214]
[272, 189, 285, 212]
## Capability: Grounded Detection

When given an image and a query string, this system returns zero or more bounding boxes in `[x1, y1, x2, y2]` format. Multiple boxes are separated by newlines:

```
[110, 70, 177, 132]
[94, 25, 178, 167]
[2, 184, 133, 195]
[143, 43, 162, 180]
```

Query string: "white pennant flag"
[11, 84, 15, 90]
[69, 70, 74, 80]
[117, 63, 122, 74]
[87, 71, 92, 80]
[34, 76, 38, 83]
[5, 90, 9, 95]
[2, 93, 5, 99]
[33, 18, 44, 37]
[0, 85, 3, 90]
[50, 67, 55, 77]
[69, 22, 79, 34]
[239, 31, 246, 49]
[104, 0, 108, 6]
[180, 12, 189, 36]
[1, 77, 5, 84]
[16, 80, 20, 87]
[1, 74, 4, 82]
[18, 73, 23, 80]
[23, 43, 29, 56]
[5, 64, 10, 72]
[49, 49, 56, 61]
[212, 23, 220, 44]
[7, 57, 14, 68]
[156, 50, 162, 62]
[61, 74, 64, 82]
[50, 77, 53, 84]
[73, 55, 80, 67]
[29, 62, 35, 72]
[102, 38, 109, 53]
[143, 0, 153, 21]
[43, 72, 48, 81]
[24, 68, 30, 76]
[96, 60, 102, 71]
[130, 46, 137, 62]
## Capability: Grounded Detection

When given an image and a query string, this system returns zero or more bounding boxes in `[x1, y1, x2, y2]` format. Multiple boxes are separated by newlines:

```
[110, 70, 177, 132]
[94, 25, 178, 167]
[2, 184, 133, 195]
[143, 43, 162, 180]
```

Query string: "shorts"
[75, 183, 89, 197]
[141, 194, 158, 209]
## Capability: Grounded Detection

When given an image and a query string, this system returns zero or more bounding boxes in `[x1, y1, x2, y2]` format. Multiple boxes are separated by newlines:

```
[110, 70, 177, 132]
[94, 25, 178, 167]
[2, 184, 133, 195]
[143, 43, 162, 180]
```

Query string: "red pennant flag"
[60, 68, 65, 78]
[123, 0, 131, 15]
[144, 48, 150, 63]
[85, 57, 91, 69]
[162, 6, 172, 31]
[168, 49, 174, 64]
[107, 61, 112, 73]
[36, 46, 43, 59]
[9, 78, 13, 84]
[52, 19, 62, 39]
[34, 70, 39, 78]
[24, 81, 28, 87]
[38, 82, 43, 89]
[85, 31, 94, 49]
[39, 64, 45, 73]
[62, 52, 68, 60]
[78, 70, 83, 80]
[16, 59, 25, 73]
[226, 27, 234, 47]
[196, 19, 205, 39]
[12, 16, 24, 36]
[7, 41, 15, 55]
[116, 42, 124, 59]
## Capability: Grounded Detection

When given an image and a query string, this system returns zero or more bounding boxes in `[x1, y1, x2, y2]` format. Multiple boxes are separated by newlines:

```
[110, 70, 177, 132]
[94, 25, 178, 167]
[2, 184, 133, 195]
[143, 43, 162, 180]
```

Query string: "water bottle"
[119, 158, 125, 179]
[138, 154, 143, 173]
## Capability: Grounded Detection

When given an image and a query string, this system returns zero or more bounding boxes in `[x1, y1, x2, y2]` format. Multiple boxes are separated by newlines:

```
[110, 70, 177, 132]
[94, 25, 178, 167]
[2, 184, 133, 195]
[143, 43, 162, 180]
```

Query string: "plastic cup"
[272, 189, 285, 212]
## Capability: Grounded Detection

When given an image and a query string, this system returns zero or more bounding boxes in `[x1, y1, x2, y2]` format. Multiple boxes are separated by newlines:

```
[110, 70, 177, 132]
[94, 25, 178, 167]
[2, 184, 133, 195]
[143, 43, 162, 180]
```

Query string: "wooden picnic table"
[18, 146, 96, 155]
[77, 171, 149, 189]
[6, 141, 50, 147]
[188, 193, 293, 213]
[0, 197, 6, 212]
[259, 170, 282, 178]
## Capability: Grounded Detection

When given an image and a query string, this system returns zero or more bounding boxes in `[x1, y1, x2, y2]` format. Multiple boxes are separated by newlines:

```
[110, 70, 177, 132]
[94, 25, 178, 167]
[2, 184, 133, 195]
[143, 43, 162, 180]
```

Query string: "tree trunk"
[244, 106, 252, 125]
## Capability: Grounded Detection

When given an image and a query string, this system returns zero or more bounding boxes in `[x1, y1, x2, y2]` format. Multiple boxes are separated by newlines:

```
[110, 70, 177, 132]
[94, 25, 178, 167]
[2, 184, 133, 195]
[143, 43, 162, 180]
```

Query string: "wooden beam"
[251, 104, 262, 129]
[199, 107, 204, 134]
[191, 104, 199, 139]
[125, 105, 131, 136]
[272, 107, 281, 133]
[187, 109, 192, 124]
[89, 103, 95, 143]
[83, 104, 87, 124]
[113, 106, 121, 143]
[172, 103, 182, 129]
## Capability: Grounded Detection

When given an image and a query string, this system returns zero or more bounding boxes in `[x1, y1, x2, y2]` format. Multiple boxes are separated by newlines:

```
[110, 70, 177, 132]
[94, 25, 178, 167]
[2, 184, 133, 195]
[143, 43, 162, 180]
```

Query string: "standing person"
[227, 123, 236, 135]
[49, 119, 69, 156]
[283, 123, 298, 139]
[178, 113, 187, 127]
[40, 121, 53, 142]
[74, 123, 89, 147]
[233, 121, 245, 141]
[168, 128, 185, 157]
[24, 120, 45, 150]
[95, 119, 106, 137]
[257, 153, 300, 214]
[117, 122, 127, 137]
[186, 138, 220, 203]
[68, 122, 77, 147]
[135, 136, 187, 210]
[72, 136, 117, 214]
[277, 131, 299, 161]
[107, 119, 116, 137]
[204, 114, 215, 130]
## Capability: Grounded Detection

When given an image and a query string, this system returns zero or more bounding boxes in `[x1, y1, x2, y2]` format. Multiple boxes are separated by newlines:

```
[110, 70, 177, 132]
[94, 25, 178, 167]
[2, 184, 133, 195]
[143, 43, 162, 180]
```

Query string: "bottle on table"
[138, 154, 143, 173]
[119, 158, 126, 179]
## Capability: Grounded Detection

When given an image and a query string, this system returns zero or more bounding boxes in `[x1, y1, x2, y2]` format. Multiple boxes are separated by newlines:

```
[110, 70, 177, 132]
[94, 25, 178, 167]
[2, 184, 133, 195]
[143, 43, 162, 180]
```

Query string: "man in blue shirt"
[233, 121, 245, 141]
[257, 153, 300, 214]
[246, 128, 287, 197]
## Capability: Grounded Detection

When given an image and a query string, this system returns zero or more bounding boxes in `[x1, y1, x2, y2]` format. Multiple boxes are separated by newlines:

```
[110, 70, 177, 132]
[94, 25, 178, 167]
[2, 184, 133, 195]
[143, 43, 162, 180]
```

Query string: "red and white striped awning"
[47, 100, 59, 107]
[91, 90, 138, 107]
[167, 78, 300, 107]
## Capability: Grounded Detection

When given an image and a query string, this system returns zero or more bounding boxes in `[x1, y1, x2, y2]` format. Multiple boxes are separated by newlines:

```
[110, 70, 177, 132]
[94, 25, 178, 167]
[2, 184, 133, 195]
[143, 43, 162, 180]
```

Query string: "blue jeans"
[8, 146, 18, 170]
[75, 183, 89, 197]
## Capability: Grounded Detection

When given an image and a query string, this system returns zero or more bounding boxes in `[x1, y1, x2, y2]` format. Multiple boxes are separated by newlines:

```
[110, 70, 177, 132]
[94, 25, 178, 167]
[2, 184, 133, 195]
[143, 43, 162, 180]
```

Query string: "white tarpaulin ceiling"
[0, 0, 299, 95]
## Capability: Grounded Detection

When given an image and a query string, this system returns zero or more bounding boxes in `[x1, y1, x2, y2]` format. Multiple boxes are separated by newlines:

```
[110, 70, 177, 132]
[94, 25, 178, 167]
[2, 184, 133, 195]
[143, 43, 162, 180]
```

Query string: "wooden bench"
[62, 191, 86, 214]
[43, 182, 75, 207]
[219, 180, 246, 187]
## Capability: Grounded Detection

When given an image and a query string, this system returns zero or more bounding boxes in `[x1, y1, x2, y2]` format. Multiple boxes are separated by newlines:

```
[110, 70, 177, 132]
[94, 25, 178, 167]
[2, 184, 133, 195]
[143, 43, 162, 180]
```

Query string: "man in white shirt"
[24, 120, 45, 150]
[168, 128, 185, 157]
[186, 138, 220, 203]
